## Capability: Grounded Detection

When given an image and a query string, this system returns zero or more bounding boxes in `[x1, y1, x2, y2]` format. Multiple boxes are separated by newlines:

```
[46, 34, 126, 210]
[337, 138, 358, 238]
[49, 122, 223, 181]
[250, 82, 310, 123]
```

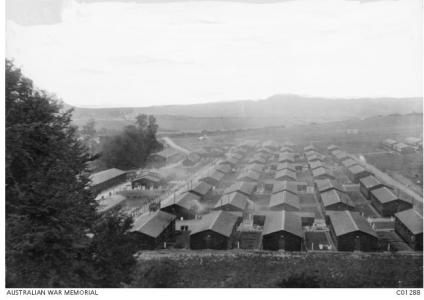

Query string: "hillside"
[69, 94, 422, 133]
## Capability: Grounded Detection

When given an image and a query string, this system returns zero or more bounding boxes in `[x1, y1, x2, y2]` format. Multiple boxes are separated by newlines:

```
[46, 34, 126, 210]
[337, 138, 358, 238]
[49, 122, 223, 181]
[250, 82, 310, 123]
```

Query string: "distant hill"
[69, 94, 422, 133]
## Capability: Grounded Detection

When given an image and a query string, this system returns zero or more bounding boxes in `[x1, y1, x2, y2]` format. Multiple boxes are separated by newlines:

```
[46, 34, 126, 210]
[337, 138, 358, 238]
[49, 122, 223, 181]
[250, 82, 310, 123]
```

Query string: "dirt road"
[162, 136, 190, 154]
[352, 154, 423, 211]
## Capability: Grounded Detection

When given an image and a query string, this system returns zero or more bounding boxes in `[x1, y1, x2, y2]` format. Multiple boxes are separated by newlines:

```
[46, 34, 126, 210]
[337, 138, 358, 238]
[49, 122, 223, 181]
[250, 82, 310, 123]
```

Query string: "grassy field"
[132, 250, 423, 288]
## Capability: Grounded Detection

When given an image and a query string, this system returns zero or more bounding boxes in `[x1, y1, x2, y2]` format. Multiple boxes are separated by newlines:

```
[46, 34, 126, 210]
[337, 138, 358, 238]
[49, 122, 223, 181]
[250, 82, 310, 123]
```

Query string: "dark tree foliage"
[5, 60, 137, 288]
[99, 114, 162, 170]
[88, 212, 137, 288]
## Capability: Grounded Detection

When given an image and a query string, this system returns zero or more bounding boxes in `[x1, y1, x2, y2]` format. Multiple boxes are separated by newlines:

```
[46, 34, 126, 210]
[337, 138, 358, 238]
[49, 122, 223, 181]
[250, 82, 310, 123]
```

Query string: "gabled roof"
[315, 179, 344, 193]
[320, 189, 354, 209]
[312, 167, 334, 179]
[272, 181, 298, 195]
[370, 187, 400, 204]
[307, 154, 323, 162]
[90, 168, 126, 186]
[189, 210, 240, 237]
[278, 153, 295, 163]
[269, 191, 300, 210]
[275, 169, 297, 181]
[395, 209, 423, 235]
[332, 150, 350, 161]
[224, 181, 257, 197]
[215, 192, 250, 211]
[219, 157, 238, 167]
[383, 138, 398, 146]
[231, 153, 244, 160]
[188, 181, 213, 197]
[283, 141, 296, 148]
[161, 192, 201, 210]
[97, 194, 126, 213]
[359, 175, 382, 189]
[347, 165, 369, 176]
[248, 156, 267, 164]
[131, 211, 176, 238]
[237, 170, 261, 181]
[280, 146, 294, 153]
[263, 140, 280, 150]
[247, 163, 264, 173]
[263, 211, 303, 237]
[276, 162, 295, 172]
[216, 163, 232, 174]
[327, 145, 340, 151]
[405, 137, 421, 146]
[309, 161, 325, 170]
[327, 210, 377, 238]
[201, 170, 225, 183]
[341, 158, 358, 168]
[304, 145, 317, 152]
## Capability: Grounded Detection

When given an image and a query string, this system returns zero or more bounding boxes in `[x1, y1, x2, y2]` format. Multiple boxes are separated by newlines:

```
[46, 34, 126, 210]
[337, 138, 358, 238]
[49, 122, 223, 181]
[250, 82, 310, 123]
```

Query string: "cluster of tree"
[6, 60, 138, 288]
[97, 114, 163, 170]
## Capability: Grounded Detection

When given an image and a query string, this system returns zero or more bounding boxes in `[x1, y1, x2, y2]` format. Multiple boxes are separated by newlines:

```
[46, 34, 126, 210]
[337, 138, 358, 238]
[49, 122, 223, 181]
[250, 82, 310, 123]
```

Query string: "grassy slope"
[132, 250, 423, 288]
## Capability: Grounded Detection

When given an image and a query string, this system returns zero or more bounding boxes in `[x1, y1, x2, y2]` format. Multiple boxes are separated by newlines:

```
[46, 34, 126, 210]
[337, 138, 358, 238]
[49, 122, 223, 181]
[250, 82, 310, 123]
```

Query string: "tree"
[88, 212, 137, 288]
[6, 59, 97, 287]
[5, 60, 137, 288]
[98, 114, 162, 170]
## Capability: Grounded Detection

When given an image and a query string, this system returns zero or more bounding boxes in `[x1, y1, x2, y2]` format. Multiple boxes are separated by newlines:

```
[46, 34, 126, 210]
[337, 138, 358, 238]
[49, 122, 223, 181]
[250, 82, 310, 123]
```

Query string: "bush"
[276, 273, 320, 288]
[131, 259, 179, 288]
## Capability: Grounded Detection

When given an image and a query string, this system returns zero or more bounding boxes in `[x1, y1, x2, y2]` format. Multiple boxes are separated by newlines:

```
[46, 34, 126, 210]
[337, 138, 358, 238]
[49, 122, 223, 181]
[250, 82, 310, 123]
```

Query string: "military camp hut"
[359, 175, 385, 199]
[224, 181, 257, 199]
[248, 155, 267, 165]
[304, 145, 317, 154]
[272, 181, 298, 195]
[341, 158, 358, 170]
[216, 163, 232, 174]
[269, 191, 300, 211]
[263, 140, 280, 152]
[247, 163, 264, 174]
[130, 211, 176, 250]
[199, 170, 225, 187]
[186, 181, 214, 202]
[312, 167, 335, 180]
[320, 189, 355, 211]
[278, 153, 295, 163]
[306, 153, 324, 163]
[90, 168, 127, 195]
[393, 142, 415, 154]
[280, 146, 294, 153]
[327, 144, 340, 153]
[231, 152, 244, 161]
[314, 179, 345, 194]
[189, 210, 241, 250]
[182, 152, 201, 166]
[331, 150, 350, 163]
[346, 165, 372, 183]
[262, 211, 304, 251]
[308, 160, 325, 171]
[382, 138, 398, 150]
[148, 148, 183, 166]
[275, 169, 297, 181]
[370, 187, 412, 217]
[283, 141, 296, 148]
[214, 192, 250, 212]
[326, 210, 378, 251]
[131, 172, 165, 190]
[160, 192, 201, 220]
[276, 162, 296, 172]
[237, 170, 261, 182]
[218, 157, 238, 169]
[394, 209, 423, 251]
[405, 137, 422, 148]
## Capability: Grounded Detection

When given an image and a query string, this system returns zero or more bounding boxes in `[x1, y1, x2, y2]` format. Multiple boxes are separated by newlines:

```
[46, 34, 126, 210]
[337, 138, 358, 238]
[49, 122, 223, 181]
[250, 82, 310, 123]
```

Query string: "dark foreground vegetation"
[132, 251, 423, 288]
[5, 60, 138, 287]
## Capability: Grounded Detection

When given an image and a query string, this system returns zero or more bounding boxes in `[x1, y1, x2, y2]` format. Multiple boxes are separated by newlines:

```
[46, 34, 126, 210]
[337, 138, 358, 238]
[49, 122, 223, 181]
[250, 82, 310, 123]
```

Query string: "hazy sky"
[6, 0, 423, 107]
